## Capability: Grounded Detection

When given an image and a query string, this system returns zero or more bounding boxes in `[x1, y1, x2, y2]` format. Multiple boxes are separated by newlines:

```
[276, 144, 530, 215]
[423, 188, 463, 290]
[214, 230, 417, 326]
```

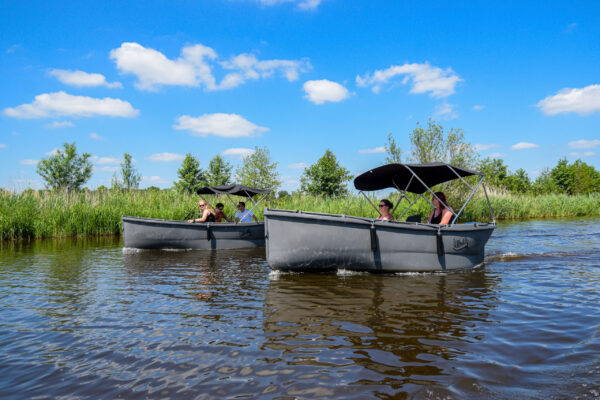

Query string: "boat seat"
[405, 215, 421, 223]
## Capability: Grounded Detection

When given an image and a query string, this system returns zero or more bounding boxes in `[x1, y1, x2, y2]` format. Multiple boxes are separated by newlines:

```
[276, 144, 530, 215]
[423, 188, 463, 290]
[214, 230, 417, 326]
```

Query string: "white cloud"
[258, 0, 322, 10]
[569, 151, 596, 157]
[568, 139, 600, 149]
[472, 105, 485, 111]
[356, 62, 462, 98]
[3, 91, 139, 119]
[219, 53, 311, 90]
[44, 121, 75, 129]
[473, 143, 499, 151]
[89, 132, 104, 141]
[222, 148, 255, 159]
[0, 144, 6, 149]
[147, 152, 185, 162]
[537, 85, 600, 115]
[174, 113, 268, 138]
[45, 148, 60, 156]
[91, 156, 121, 164]
[110, 42, 310, 91]
[303, 79, 350, 104]
[20, 159, 38, 165]
[49, 69, 122, 88]
[288, 162, 308, 169]
[94, 166, 119, 172]
[358, 146, 387, 154]
[110, 42, 217, 91]
[142, 176, 170, 185]
[511, 142, 539, 150]
[434, 102, 458, 119]
[489, 152, 505, 158]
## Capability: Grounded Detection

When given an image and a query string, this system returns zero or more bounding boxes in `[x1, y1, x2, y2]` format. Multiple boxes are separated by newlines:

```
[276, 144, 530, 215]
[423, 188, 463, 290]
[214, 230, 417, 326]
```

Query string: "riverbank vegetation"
[3, 119, 599, 240]
[1, 188, 599, 240]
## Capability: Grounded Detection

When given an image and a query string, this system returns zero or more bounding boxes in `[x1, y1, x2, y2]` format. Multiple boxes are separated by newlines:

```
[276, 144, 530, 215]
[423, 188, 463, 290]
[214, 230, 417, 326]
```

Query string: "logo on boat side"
[453, 238, 469, 251]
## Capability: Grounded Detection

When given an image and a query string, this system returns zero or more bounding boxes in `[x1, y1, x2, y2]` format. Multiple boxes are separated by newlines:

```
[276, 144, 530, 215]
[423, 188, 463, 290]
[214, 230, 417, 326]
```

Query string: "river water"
[0, 218, 599, 399]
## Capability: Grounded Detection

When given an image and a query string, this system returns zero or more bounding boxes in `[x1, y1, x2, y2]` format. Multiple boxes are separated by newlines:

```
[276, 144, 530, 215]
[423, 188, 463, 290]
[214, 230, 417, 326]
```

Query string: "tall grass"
[1, 189, 599, 240]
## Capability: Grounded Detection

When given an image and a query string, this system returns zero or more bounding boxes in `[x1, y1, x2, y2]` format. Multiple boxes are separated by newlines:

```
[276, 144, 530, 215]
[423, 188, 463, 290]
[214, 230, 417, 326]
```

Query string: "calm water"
[1, 218, 599, 399]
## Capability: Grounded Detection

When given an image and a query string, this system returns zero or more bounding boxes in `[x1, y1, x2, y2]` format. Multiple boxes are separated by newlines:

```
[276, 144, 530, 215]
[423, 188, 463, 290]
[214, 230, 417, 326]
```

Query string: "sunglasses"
[379, 204, 386, 207]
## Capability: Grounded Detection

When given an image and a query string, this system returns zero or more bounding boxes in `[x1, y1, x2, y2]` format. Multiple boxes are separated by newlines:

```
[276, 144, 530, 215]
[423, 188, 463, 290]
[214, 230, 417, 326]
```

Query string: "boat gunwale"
[264, 208, 495, 232]
[122, 215, 263, 228]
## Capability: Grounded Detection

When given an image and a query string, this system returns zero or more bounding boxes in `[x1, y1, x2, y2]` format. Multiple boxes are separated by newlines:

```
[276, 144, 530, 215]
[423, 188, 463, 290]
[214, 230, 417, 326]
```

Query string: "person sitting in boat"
[188, 200, 216, 223]
[215, 203, 233, 223]
[377, 199, 394, 221]
[427, 192, 454, 225]
[235, 202, 258, 223]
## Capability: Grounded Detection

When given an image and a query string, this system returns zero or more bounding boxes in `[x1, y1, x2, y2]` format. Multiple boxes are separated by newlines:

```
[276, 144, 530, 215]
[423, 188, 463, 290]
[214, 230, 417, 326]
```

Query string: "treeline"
[14, 119, 600, 198]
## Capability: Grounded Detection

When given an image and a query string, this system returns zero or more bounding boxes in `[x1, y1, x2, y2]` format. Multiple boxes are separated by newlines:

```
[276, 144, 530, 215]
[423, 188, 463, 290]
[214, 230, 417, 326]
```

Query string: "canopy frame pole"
[361, 191, 381, 216]
[403, 165, 457, 222]
[393, 174, 417, 220]
[224, 194, 240, 210]
[446, 164, 475, 191]
[482, 182, 496, 223]
[454, 175, 484, 224]
[246, 192, 269, 215]
[342, 194, 357, 216]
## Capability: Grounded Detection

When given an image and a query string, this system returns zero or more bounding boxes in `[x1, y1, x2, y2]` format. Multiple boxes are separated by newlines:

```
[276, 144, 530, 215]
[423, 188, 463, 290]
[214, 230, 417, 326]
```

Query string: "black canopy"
[196, 184, 271, 197]
[353, 163, 482, 194]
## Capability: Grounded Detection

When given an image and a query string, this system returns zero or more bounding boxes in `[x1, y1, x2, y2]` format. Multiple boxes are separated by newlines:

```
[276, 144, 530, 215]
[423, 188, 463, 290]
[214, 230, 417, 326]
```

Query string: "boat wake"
[485, 249, 599, 263]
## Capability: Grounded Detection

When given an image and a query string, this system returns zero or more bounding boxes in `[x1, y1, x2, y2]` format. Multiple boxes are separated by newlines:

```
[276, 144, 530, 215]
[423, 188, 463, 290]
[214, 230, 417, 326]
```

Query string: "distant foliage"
[207, 154, 232, 186]
[174, 153, 207, 194]
[277, 190, 290, 198]
[36, 142, 92, 191]
[479, 157, 599, 195]
[300, 149, 352, 197]
[235, 147, 281, 192]
[409, 119, 477, 168]
[120, 153, 141, 189]
[384, 132, 402, 164]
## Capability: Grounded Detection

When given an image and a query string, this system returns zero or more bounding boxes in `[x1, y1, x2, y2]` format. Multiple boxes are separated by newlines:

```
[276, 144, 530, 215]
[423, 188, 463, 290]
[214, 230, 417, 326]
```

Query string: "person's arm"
[224, 213, 233, 223]
[427, 209, 434, 224]
[440, 209, 453, 225]
[198, 209, 210, 222]
[252, 214, 258, 222]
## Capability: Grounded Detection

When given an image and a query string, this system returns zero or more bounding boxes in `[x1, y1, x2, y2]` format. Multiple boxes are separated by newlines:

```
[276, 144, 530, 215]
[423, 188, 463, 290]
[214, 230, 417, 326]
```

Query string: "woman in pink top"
[377, 199, 394, 221]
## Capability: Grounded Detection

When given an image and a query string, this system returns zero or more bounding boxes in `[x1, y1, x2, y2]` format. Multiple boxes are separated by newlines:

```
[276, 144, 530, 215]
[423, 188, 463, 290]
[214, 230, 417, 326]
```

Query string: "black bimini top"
[196, 184, 271, 197]
[353, 163, 482, 194]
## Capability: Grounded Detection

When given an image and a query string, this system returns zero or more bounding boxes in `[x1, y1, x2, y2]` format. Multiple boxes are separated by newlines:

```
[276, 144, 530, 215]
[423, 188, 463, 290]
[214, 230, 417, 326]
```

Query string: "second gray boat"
[265, 163, 496, 272]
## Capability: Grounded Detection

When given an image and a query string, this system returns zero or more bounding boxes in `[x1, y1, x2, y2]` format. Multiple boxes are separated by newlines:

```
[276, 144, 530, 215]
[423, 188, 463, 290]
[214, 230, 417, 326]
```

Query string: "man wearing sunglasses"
[234, 202, 258, 223]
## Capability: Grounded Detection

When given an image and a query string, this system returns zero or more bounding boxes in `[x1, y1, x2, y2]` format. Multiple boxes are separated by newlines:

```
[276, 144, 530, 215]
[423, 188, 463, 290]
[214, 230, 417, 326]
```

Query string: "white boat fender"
[436, 228, 444, 257]
[370, 223, 377, 252]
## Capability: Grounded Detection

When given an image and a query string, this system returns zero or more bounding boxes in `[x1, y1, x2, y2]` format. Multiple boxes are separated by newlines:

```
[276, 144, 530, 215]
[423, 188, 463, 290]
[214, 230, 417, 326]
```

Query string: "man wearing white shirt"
[234, 202, 258, 223]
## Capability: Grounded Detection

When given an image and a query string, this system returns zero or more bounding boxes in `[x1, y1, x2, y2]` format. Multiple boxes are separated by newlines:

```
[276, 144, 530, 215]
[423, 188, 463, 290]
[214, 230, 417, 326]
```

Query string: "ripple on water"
[0, 219, 599, 399]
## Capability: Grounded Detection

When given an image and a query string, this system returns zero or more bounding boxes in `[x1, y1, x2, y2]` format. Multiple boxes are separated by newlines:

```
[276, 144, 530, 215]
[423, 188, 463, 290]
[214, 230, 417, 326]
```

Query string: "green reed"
[1, 189, 599, 240]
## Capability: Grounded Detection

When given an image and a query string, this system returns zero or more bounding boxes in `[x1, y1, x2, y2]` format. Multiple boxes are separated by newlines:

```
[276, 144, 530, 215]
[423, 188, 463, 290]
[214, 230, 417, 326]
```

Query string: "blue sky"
[2, 0, 599, 191]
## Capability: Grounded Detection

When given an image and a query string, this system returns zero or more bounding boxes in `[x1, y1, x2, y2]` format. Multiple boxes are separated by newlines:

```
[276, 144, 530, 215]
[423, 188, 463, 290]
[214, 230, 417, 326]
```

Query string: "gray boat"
[122, 184, 270, 250]
[265, 163, 496, 272]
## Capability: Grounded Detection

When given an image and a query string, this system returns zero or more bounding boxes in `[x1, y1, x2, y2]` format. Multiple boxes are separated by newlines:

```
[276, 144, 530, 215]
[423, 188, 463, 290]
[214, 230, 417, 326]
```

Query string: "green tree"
[235, 146, 281, 192]
[385, 132, 402, 164]
[550, 158, 572, 194]
[504, 168, 532, 193]
[300, 149, 352, 197]
[36, 142, 92, 191]
[174, 153, 206, 194]
[532, 168, 557, 195]
[571, 159, 600, 194]
[120, 153, 141, 189]
[409, 119, 477, 168]
[207, 154, 232, 186]
[277, 190, 290, 198]
[478, 157, 509, 189]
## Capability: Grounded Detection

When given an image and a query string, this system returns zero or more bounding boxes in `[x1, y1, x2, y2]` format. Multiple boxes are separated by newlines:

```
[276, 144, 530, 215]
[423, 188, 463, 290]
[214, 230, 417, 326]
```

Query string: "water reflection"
[263, 270, 499, 395]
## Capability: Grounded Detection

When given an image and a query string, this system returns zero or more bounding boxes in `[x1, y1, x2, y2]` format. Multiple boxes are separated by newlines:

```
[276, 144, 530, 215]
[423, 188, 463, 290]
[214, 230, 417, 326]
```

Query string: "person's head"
[237, 201, 246, 211]
[379, 199, 393, 213]
[198, 200, 212, 211]
[216, 203, 224, 211]
[432, 192, 447, 209]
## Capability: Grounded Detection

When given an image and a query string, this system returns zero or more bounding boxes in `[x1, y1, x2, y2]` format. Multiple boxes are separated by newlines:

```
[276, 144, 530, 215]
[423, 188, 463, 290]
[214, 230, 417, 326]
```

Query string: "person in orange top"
[214, 203, 233, 223]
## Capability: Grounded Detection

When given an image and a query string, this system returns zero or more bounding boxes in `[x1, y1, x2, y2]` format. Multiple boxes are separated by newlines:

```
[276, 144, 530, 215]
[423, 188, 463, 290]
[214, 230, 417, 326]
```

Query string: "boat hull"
[122, 216, 265, 250]
[264, 209, 495, 272]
